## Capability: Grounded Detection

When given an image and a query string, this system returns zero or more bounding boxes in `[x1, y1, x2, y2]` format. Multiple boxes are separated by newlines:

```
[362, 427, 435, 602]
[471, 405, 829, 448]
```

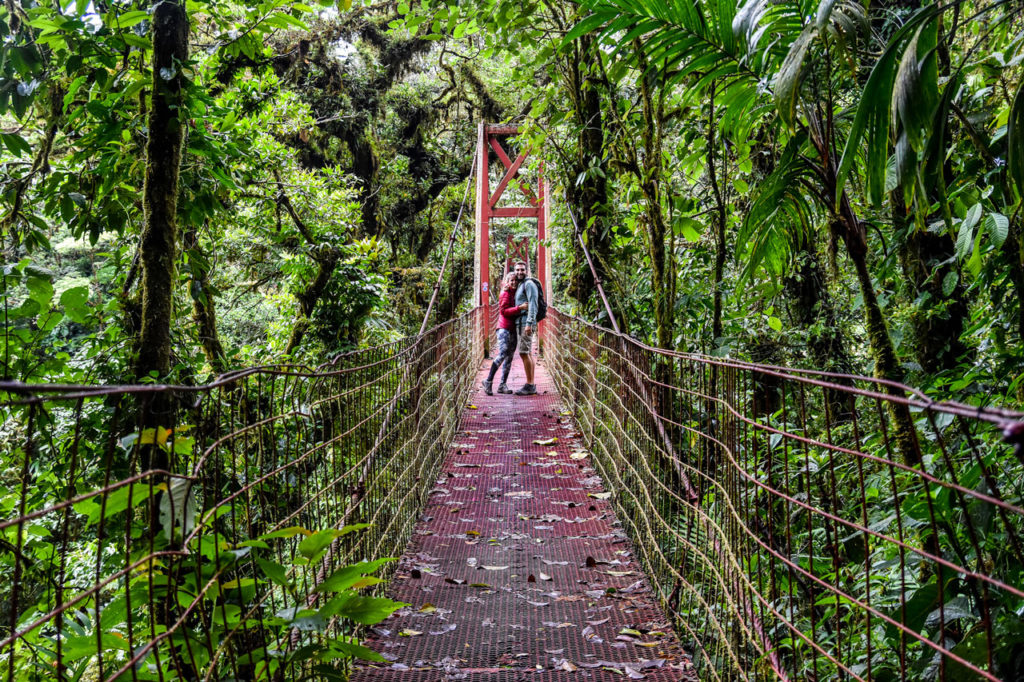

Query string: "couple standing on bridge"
[482, 261, 544, 397]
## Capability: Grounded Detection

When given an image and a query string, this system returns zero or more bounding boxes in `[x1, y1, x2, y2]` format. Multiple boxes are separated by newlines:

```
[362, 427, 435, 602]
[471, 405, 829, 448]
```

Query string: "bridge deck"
[352, 359, 693, 680]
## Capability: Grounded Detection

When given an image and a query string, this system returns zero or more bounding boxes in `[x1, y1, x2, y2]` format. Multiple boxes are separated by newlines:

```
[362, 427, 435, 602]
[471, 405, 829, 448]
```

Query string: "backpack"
[527, 277, 547, 322]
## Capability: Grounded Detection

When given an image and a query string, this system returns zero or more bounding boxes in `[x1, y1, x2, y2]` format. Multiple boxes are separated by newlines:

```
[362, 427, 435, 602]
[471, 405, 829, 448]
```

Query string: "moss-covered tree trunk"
[134, 2, 189, 666]
[837, 204, 922, 467]
[892, 191, 970, 374]
[707, 84, 727, 346]
[285, 255, 339, 355]
[184, 229, 227, 373]
[786, 239, 855, 418]
[135, 0, 188, 381]
[563, 34, 612, 310]
[806, 104, 921, 466]
[637, 65, 672, 351]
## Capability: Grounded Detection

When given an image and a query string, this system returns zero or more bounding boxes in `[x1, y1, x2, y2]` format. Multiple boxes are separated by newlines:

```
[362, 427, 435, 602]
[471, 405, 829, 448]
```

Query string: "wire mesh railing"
[545, 307, 1024, 682]
[0, 307, 484, 681]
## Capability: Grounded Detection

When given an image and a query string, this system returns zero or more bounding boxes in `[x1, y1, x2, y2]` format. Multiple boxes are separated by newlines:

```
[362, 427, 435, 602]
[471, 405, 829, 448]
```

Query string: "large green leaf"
[773, 26, 816, 129]
[955, 203, 983, 259]
[320, 594, 407, 625]
[737, 133, 817, 281]
[836, 4, 943, 207]
[315, 558, 396, 594]
[892, 20, 938, 152]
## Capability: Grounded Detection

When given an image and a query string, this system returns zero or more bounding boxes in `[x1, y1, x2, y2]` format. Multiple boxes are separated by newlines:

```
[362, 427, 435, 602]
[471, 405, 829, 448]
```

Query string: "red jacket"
[498, 290, 520, 330]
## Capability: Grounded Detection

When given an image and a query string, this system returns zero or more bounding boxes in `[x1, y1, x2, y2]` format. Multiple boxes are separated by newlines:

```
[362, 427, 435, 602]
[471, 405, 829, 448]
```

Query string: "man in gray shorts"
[512, 261, 538, 395]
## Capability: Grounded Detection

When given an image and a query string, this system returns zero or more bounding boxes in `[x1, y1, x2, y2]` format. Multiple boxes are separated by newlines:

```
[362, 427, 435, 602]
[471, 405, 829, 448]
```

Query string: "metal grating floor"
[350, 360, 694, 680]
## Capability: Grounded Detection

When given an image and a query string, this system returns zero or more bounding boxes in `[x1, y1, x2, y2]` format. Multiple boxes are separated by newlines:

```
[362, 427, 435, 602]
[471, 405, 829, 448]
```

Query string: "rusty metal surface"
[352, 361, 694, 680]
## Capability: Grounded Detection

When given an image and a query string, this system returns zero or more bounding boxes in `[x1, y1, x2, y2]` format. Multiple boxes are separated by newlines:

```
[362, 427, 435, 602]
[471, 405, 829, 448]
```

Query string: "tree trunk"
[1002, 223, 1024, 346]
[843, 218, 922, 466]
[285, 255, 339, 355]
[896, 218, 970, 374]
[184, 229, 227, 373]
[707, 84, 727, 345]
[563, 35, 612, 310]
[134, 3, 189, 667]
[786, 241, 855, 419]
[637, 67, 672, 350]
[810, 104, 921, 465]
[135, 0, 188, 381]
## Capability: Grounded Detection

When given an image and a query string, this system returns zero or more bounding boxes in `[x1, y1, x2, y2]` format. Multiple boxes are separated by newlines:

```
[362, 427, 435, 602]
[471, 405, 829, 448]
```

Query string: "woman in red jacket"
[483, 272, 526, 395]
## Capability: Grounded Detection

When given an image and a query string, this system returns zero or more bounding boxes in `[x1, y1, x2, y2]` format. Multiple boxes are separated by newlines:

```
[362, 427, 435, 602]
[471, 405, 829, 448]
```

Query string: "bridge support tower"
[474, 123, 552, 353]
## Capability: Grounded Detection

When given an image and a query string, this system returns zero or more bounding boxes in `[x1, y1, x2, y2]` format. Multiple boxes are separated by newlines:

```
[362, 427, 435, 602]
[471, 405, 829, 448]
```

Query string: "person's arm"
[524, 281, 538, 327]
[500, 293, 521, 318]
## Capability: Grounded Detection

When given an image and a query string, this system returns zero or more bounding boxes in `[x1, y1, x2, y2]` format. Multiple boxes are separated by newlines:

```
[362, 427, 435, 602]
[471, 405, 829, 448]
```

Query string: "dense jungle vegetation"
[2, 0, 1024, 679]
[0, 0, 1022, 403]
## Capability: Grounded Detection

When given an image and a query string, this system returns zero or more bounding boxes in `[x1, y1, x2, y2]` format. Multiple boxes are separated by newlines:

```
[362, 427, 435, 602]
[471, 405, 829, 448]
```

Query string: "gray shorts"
[516, 324, 536, 355]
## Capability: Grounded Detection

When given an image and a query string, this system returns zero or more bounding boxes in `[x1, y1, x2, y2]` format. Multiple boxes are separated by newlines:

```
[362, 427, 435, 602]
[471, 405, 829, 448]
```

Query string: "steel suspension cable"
[418, 146, 478, 335]
[564, 200, 621, 334]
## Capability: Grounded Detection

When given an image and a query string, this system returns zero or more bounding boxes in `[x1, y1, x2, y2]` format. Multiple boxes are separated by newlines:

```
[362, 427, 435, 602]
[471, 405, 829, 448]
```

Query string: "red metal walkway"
[351, 360, 693, 680]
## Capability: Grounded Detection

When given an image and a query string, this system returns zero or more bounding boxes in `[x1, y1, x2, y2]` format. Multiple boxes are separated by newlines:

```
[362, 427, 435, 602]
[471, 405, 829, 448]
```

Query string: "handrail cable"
[564, 199, 621, 334]
[418, 146, 478, 335]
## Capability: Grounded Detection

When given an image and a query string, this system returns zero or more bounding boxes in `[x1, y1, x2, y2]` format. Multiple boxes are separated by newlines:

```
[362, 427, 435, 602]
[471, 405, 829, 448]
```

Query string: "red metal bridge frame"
[474, 123, 552, 350]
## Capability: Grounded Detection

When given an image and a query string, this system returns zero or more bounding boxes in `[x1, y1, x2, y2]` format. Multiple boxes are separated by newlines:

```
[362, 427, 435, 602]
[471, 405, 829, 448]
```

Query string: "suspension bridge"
[2, 125, 1024, 681]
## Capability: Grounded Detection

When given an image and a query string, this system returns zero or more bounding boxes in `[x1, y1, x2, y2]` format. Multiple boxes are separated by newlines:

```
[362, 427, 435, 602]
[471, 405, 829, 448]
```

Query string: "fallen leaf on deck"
[532, 437, 558, 445]
[539, 572, 552, 581]
[467, 405, 478, 409]
[555, 659, 578, 672]
[589, 492, 612, 500]
[602, 570, 636, 577]
[483, 565, 508, 570]
[399, 629, 423, 637]
[418, 603, 437, 614]
[587, 618, 610, 626]
[570, 452, 588, 460]
[429, 624, 457, 635]
[445, 578, 465, 585]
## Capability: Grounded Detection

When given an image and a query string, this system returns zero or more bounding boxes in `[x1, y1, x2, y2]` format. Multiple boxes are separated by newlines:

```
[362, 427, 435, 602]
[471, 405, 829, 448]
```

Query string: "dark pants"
[486, 328, 517, 384]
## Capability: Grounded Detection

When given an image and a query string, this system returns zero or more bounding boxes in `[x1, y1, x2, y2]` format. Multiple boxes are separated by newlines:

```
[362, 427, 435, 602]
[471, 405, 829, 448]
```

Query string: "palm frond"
[737, 134, 820, 282]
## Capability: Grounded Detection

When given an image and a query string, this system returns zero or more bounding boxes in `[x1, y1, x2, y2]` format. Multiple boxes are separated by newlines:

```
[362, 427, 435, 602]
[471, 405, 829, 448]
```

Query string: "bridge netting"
[0, 309, 484, 680]
[544, 309, 1024, 681]
[1, 305, 1024, 681]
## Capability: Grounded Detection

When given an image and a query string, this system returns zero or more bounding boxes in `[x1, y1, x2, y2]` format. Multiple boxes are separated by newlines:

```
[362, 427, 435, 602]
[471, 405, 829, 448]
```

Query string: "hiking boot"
[497, 383, 512, 394]
[514, 383, 537, 396]
[482, 380, 493, 396]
